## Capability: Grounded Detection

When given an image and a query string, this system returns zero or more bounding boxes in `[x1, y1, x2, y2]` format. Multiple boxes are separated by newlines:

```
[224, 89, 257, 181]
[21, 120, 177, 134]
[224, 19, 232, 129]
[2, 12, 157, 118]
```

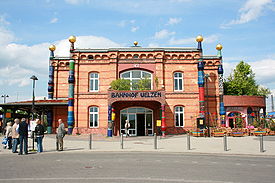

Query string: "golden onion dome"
[196, 35, 203, 42]
[49, 44, 56, 51]
[134, 41, 138, 46]
[68, 35, 76, 43]
[216, 43, 223, 50]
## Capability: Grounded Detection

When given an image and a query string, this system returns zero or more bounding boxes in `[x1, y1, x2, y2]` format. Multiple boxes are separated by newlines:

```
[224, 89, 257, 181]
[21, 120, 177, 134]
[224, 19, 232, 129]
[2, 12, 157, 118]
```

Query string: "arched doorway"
[120, 107, 153, 136]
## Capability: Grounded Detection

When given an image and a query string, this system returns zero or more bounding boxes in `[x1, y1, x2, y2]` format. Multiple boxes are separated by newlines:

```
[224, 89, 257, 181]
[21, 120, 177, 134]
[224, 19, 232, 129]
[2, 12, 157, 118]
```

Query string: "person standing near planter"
[34, 119, 44, 153]
[56, 119, 66, 151]
[11, 118, 20, 153]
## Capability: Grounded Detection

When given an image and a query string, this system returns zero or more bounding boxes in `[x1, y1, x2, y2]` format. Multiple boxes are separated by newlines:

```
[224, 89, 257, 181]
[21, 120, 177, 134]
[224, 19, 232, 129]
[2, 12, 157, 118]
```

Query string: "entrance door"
[137, 114, 145, 136]
[120, 107, 153, 136]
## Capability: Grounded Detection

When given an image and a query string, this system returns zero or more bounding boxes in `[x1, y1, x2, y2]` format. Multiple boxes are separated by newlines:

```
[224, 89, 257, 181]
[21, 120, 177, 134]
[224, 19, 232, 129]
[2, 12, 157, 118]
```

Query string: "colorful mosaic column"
[67, 36, 76, 134]
[107, 105, 113, 137]
[47, 45, 56, 133]
[196, 36, 205, 120]
[161, 104, 166, 137]
[216, 44, 226, 127]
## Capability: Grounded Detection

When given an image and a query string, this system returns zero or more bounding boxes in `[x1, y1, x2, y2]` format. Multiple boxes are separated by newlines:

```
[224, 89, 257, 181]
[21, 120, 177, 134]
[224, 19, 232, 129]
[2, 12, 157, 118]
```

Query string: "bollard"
[260, 134, 264, 152]
[120, 133, 124, 149]
[187, 132, 191, 150]
[89, 134, 92, 150]
[154, 133, 157, 149]
[223, 133, 228, 151]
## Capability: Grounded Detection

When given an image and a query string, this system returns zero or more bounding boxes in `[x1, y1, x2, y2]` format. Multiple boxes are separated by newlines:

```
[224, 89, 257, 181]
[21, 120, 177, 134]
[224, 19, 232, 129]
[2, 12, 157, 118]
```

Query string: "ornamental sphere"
[68, 35, 76, 43]
[216, 44, 223, 50]
[49, 44, 56, 51]
[196, 35, 203, 42]
[134, 41, 138, 46]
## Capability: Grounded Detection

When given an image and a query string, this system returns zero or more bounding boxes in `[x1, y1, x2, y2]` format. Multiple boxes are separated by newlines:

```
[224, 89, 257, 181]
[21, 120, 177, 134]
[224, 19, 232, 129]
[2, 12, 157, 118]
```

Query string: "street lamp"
[1, 95, 9, 103]
[30, 75, 38, 119]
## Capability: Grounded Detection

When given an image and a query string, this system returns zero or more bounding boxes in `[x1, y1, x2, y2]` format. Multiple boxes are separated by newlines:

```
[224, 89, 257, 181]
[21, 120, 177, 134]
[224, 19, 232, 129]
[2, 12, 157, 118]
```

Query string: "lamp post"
[30, 75, 38, 119]
[1, 95, 9, 103]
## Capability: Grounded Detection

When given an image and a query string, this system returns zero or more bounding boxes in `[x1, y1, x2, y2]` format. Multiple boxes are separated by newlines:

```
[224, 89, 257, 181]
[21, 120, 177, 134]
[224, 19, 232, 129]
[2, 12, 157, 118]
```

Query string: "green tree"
[224, 61, 270, 97]
[110, 79, 131, 90]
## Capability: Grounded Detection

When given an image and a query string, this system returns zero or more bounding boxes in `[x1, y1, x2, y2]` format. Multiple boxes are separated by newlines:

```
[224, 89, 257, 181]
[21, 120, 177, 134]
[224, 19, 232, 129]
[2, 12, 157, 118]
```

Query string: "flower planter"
[269, 131, 275, 136]
[213, 132, 225, 137]
[192, 130, 204, 137]
[254, 131, 267, 136]
[231, 132, 244, 137]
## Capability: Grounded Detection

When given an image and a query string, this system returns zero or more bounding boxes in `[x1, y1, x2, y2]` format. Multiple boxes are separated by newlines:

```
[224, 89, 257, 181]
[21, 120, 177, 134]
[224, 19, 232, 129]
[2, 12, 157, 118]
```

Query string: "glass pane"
[90, 80, 94, 90]
[142, 72, 151, 78]
[90, 114, 94, 127]
[132, 70, 141, 78]
[175, 114, 179, 126]
[90, 73, 95, 78]
[146, 114, 152, 128]
[179, 79, 183, 90]
[129, 114, 135, 128]
[90, 107, 94, 112]
[146, 109, 152, 113]
[132, 80, 139, 90]
[94, 107, 98, 112]
[94, 114, 98, 127]
[137, 108, 145, 113]
[128, 108, 136, 113]
[180, 113, 184, 126]
[174, 79, 178, 90]
[94, 73, 98, 78]
[121, 109, 127, 113]
[121, 72, 130, 78]
[95, 80, 98, 90]
[121, 114, 127, 130]
[174, 72, 179, 77]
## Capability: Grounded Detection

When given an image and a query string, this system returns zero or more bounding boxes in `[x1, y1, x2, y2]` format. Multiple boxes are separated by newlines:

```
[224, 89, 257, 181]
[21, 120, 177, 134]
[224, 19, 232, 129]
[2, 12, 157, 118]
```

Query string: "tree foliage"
[110, 79, 131, 90]
[224, 61, 270, 97]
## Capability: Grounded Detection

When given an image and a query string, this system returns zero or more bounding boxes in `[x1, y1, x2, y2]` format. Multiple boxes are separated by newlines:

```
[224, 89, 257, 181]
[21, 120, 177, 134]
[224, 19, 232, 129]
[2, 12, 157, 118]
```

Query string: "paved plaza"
[1, 134, 275, 156]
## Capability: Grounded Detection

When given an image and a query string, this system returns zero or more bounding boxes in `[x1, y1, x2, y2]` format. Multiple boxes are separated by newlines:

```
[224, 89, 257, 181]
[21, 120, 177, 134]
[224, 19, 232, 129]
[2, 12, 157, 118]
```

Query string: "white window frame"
[89, 106, 99, 128]
[175, 106, 184, 127]
[89, 72, 99, 92]
[120, 70, 152, 90]
[174, 72, 184, 91]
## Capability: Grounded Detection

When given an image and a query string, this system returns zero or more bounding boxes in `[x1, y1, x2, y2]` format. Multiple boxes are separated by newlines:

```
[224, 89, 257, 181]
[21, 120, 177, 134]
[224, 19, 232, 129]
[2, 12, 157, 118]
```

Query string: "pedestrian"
[5, 122, 13, 149]
[34, 119, 44, 153]
[125, 120, 130, 137]
[11, 118, 20, 153]
[18, 118, 29, 155]
[56, 119, 66, 151]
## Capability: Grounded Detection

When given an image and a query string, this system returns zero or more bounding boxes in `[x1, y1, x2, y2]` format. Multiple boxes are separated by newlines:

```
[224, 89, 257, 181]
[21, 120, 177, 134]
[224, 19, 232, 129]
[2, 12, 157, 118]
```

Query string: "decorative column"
[67, 35, 76, 134]
[107, 105, 113, 137]
[216, 44, 226, 127]
[47, 45, 55, 133]
[196, 35, 205, 122]
[161, 104, 166, 137]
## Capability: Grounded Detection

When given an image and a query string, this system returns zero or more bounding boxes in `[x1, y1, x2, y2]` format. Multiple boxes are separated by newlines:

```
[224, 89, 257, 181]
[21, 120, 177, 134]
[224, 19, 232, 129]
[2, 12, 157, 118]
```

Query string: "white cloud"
[169, 34, 219, 45]
[167, 17, 182, 25]
[222, 0, 273, 28]
[50, 17, 58, 24]
[154, 29, 175, 40]
[131, 26, 139, 32]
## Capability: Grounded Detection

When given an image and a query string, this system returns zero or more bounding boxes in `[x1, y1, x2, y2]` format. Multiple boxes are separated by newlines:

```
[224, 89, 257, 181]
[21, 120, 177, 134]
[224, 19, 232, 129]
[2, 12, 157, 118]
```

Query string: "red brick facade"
[51, 46, 222, 135]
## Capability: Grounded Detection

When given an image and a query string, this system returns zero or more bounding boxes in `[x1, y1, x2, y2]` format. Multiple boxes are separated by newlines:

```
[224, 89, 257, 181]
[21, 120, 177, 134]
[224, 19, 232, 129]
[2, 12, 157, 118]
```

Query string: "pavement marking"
[0, 177, 234, 183]
[235, 163, 241, 166]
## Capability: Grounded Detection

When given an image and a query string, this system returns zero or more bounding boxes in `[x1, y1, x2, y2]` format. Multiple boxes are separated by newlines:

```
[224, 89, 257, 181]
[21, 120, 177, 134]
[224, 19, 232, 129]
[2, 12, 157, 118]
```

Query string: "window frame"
[174, 106, 185, 127]
[89, 106, 99, 128]
[174, 72, 184, 92]
[89, 72, 99, 92]
[120, 70, 152, 90]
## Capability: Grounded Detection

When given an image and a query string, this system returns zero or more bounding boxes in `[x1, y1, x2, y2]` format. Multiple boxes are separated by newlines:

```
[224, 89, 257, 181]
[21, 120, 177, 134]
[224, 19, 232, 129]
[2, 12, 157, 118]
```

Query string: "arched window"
[89, 73, 99, 92]
[120, 70, 152, 90]
[174, 72, 184, 91]
[89, 106, 99, 128]
[175, 106, 184, 127]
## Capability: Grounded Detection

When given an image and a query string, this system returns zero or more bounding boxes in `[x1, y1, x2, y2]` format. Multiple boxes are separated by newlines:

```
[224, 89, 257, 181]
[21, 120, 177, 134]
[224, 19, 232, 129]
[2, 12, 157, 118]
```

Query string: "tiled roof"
[224, 95, 266, 107]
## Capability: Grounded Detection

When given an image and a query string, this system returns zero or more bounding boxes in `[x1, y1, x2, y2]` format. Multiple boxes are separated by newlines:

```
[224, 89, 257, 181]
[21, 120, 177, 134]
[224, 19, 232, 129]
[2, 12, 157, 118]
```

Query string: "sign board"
[156, 120, 161, 127]
[29, 120, 37, 132]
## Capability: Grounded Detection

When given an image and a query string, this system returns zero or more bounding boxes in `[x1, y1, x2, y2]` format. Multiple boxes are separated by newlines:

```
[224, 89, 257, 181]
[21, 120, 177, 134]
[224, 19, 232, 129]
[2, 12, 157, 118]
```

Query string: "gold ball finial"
[49, 44, 56, 51]
[68, 35, 76, 43]
[196, 35, 203, 42]
[216, 43, 223, 50]
[134, 41, 138, 46]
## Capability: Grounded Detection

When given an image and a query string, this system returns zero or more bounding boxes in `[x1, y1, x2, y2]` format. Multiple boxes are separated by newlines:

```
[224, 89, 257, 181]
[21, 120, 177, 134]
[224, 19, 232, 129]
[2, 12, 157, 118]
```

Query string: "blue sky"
[0, 0, 275, 111]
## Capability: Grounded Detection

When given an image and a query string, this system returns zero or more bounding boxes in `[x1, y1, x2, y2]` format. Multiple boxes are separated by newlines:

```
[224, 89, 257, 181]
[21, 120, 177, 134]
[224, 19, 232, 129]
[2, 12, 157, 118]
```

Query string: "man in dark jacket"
[18, 118, 29, 155]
